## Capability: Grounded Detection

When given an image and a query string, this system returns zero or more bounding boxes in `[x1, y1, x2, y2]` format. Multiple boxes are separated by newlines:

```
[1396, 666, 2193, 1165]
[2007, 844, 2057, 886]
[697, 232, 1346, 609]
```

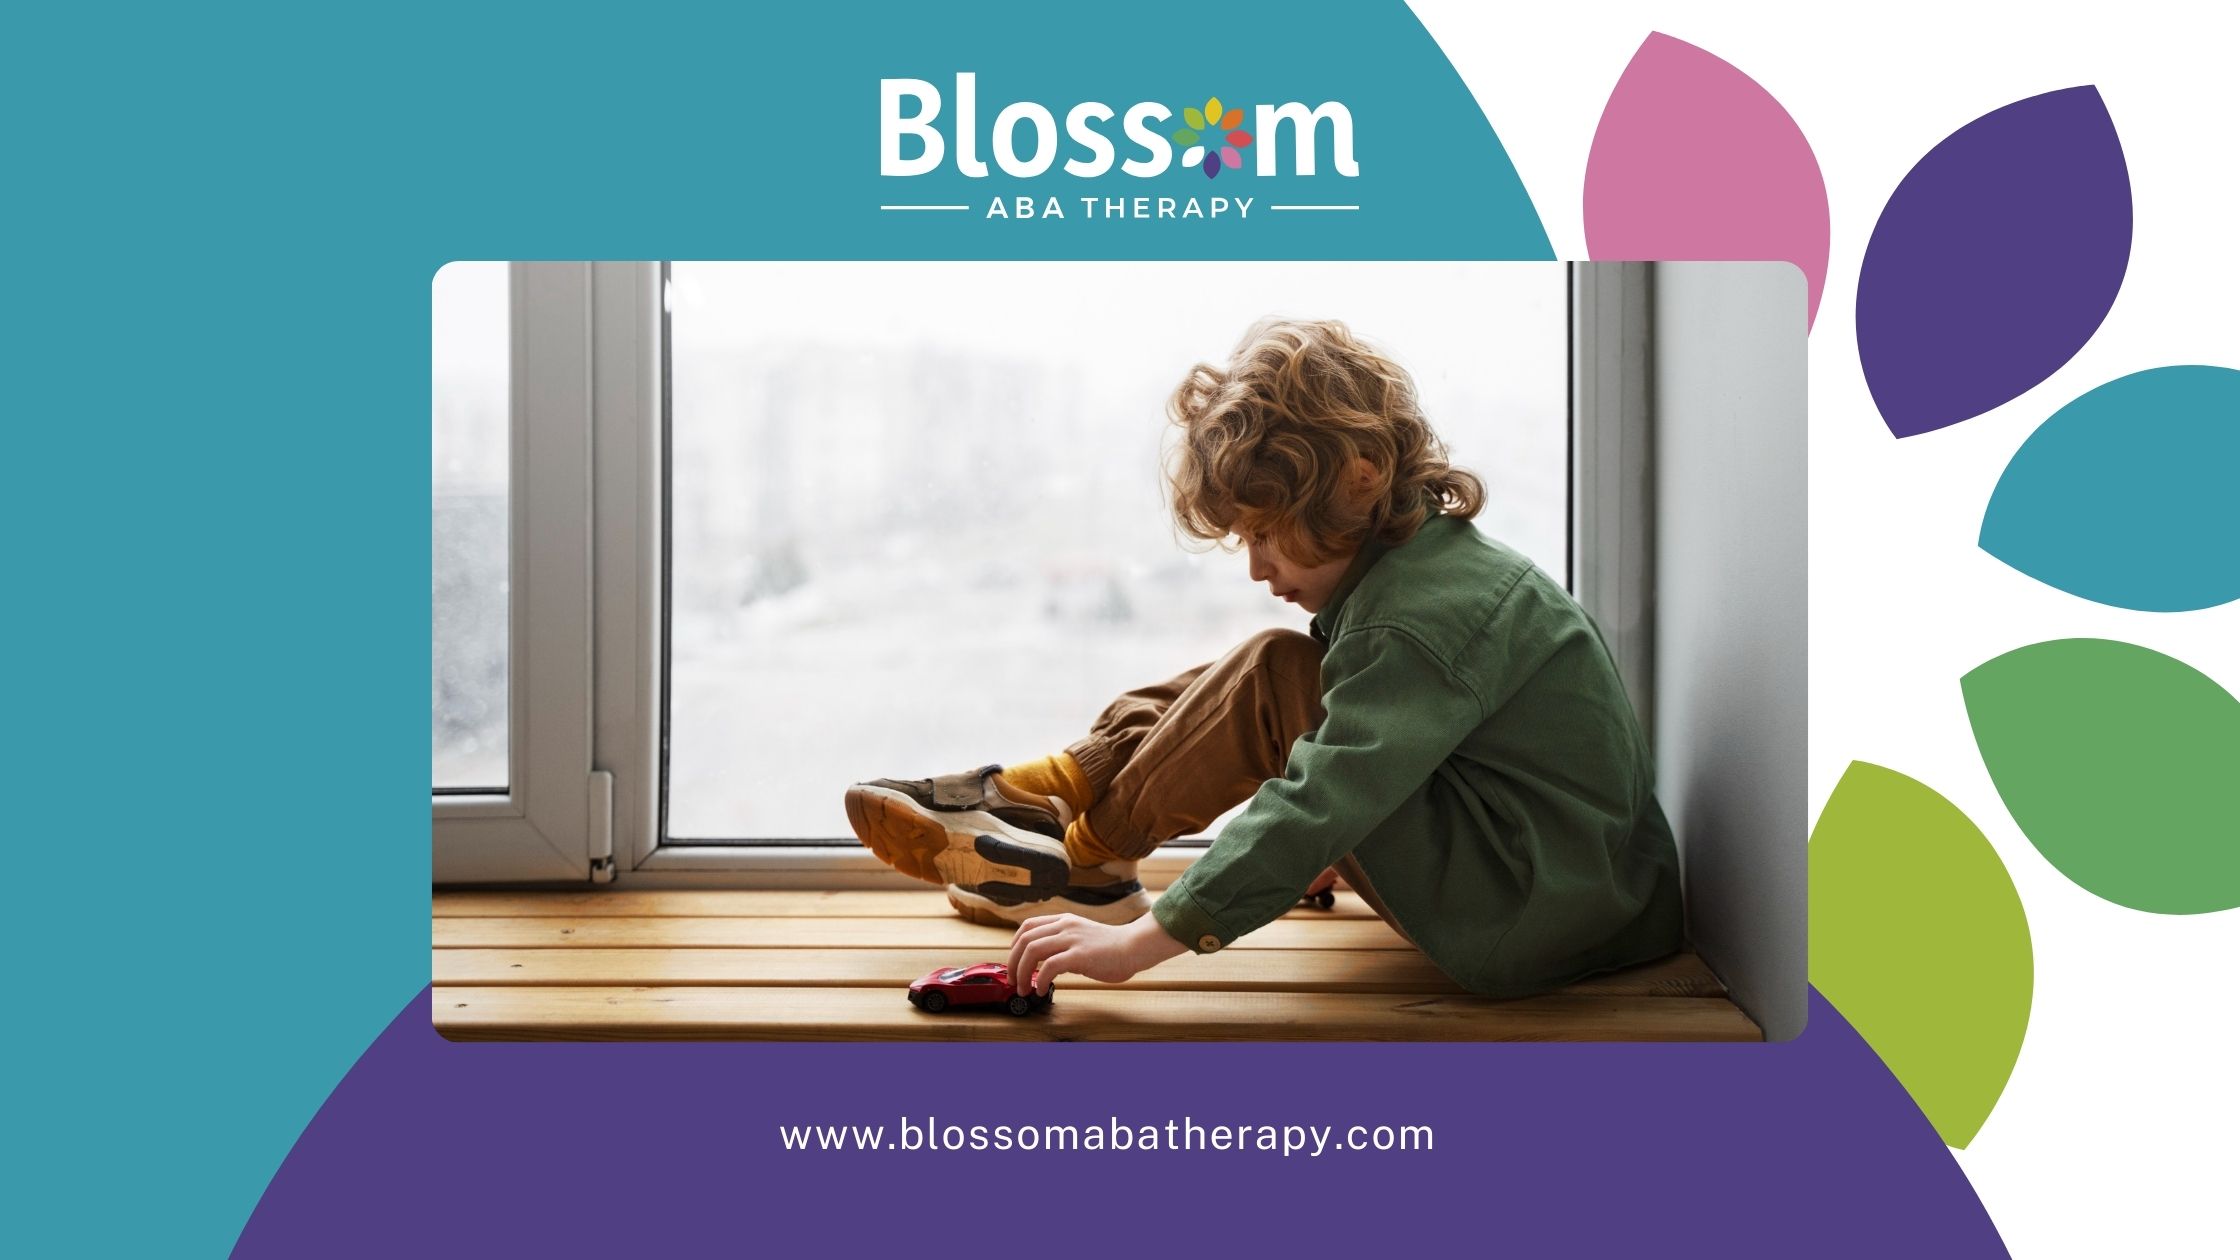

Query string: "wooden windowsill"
[432, 889, 1761, 1042]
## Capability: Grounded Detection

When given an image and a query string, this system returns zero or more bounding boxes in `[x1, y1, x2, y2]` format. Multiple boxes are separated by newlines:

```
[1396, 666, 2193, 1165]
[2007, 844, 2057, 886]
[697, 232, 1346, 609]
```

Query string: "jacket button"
[1197, 933, 1223, 953]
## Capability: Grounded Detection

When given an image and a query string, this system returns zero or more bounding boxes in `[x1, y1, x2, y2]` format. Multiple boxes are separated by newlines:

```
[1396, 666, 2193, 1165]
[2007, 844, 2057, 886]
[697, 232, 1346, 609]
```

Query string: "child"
[843, 317, 1682, 1001]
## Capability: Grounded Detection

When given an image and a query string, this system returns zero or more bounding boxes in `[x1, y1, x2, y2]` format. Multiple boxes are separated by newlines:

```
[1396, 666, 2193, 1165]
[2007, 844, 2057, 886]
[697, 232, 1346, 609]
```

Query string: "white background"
[1413, 2, 2238, 1252]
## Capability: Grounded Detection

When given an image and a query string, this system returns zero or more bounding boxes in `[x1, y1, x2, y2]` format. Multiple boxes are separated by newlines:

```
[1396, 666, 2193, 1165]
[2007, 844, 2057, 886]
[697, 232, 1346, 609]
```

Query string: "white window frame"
[439, 261, 1643, 888]
[432, 263, 609, 883]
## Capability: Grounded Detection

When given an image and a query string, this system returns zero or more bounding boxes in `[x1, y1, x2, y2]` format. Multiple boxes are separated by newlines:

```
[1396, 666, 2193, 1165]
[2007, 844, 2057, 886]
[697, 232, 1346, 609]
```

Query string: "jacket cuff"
[1151, 882, 1233, 954]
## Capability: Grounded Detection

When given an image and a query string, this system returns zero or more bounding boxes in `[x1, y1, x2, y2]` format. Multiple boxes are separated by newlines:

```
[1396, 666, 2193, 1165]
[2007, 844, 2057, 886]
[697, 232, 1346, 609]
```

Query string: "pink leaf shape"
[1586, 32, 1831, 327]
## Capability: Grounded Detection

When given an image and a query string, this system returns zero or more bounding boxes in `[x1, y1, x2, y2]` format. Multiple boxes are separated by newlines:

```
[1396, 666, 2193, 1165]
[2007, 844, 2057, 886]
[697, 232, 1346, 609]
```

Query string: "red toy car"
[908, 963, 1053, 1016]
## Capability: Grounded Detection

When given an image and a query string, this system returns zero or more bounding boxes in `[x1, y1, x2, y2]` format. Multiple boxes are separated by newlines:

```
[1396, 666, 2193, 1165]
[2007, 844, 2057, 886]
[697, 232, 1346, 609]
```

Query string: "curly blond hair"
[1164, 317, 1485, 565]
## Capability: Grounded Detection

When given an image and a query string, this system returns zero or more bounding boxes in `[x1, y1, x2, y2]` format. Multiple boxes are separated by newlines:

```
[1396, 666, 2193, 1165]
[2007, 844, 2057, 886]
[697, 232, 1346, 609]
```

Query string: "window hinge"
[587, 770, 616, 883]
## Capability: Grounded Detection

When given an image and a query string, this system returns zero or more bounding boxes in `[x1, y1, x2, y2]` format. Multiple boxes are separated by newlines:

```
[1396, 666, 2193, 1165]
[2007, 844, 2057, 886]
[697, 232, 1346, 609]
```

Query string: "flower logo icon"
[1173, 95, 1253, 177]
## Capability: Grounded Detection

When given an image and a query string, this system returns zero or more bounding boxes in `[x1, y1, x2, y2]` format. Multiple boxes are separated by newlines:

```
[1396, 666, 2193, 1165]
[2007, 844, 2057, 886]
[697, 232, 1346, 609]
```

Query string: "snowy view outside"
[432, 262, 508, 790]
[667, 262, 1565, 839]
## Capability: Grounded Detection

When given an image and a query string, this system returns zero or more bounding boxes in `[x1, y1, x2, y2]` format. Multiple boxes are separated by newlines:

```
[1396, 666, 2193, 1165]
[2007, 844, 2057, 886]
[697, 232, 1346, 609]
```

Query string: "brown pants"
[1062, 628, 1409, 934]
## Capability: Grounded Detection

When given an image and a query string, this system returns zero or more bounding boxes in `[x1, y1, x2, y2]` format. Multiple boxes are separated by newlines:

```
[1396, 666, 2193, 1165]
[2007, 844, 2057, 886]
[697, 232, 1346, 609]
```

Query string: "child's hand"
[1007, 913, 1190, 996]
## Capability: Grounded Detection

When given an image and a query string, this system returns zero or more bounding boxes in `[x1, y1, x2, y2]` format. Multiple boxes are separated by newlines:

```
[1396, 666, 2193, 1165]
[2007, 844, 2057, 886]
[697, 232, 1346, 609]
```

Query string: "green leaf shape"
[1964, 637, 2240, 914]
[1184, 107, 1205, 129]
[1809, 761, 2032, 1148]
[1171, 127, 1199, 145]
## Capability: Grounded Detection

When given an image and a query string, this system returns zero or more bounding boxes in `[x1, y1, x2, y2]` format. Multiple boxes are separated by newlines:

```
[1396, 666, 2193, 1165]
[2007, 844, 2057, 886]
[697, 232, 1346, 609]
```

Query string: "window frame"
[1568, 261, 1657, 734]
[452, 261, 1644, 888]
[432, 263, 608, 883]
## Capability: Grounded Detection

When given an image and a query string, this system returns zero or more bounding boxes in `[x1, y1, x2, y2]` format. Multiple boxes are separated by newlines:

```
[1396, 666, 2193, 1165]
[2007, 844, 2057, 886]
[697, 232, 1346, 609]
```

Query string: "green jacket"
[1150, 513, 1684, 998]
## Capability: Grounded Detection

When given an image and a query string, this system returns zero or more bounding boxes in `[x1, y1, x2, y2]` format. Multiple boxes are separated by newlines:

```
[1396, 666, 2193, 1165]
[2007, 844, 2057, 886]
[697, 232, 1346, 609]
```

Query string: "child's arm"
[1011, 626, 1485, 993]
[1151, 624, 1484, 952]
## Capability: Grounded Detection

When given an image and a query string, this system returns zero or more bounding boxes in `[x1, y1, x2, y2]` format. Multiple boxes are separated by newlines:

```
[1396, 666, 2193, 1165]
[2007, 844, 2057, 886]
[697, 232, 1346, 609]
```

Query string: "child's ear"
[1349, 455, 1381, 500]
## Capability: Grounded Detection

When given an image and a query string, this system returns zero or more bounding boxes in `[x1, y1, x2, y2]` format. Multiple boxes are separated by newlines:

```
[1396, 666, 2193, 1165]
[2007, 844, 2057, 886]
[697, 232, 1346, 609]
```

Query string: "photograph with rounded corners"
[432, 259, 1805, 1043]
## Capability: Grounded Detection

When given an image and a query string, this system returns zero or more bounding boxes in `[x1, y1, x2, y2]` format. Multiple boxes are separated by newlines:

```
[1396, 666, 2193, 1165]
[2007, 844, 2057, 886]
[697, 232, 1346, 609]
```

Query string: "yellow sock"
[997, 752, 1095, 817]
[1063, 814, 1126, 867]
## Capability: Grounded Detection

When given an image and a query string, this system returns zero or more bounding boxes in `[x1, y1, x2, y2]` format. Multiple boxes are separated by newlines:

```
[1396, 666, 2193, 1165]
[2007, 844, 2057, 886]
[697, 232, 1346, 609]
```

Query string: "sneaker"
[844, 764, 1074, 894]
[851, 763, 1073, 837]
[946, 860, 1155, 927]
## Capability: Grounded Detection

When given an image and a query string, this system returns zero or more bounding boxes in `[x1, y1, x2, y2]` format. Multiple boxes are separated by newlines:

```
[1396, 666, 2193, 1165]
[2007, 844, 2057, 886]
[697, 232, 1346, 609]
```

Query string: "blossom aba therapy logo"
[878, 72, 1358, 220]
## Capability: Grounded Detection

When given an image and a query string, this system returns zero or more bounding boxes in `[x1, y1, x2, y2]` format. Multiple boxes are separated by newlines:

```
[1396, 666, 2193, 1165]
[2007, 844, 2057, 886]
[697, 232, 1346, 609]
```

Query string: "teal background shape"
[4, 2, 1548, 1253]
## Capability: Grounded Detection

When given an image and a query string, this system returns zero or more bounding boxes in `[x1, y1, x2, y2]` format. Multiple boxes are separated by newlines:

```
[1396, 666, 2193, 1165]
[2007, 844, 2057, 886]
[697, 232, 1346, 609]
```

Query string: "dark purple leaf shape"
[1857, 87, 2130, 438]
[1203, 151, 1221, 177]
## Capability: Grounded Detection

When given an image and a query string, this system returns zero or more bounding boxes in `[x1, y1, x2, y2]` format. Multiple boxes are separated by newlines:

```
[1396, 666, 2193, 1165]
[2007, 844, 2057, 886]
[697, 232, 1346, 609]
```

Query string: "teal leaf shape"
[1964, 638, 2240, 913]
[1810, 762, 2032, 1148]
[1980, 365, 2240, 612]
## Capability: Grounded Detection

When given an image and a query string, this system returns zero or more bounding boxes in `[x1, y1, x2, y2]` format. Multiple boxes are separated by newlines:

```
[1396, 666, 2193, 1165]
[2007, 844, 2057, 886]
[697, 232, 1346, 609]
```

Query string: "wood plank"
[433, 914, 1415, 952]
[433, 985, 1762, 1042]
[433, 888, 1378, 919]
[432, 946, 1725, 999]
[434, 947, 1456, 992]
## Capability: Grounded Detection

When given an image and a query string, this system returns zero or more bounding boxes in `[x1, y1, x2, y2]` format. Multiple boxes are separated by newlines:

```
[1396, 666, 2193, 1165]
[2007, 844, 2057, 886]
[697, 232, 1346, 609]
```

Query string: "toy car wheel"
[1314, 889, 1336, 909]
[1007, 995, 1033, 1016]
[922, 991, 948, 1013]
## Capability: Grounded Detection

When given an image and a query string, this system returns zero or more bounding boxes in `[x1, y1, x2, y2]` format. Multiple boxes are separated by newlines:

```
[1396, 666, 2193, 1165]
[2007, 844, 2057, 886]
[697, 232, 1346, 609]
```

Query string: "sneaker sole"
[845, 784, 1070, 893]
[945, 883, 1155, 928]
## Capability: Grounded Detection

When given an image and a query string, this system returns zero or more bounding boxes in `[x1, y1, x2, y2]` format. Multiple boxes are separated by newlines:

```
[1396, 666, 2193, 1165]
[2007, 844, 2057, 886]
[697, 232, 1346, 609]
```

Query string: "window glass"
[666, 262, 1565, 839]
[432, 262, 510, 790]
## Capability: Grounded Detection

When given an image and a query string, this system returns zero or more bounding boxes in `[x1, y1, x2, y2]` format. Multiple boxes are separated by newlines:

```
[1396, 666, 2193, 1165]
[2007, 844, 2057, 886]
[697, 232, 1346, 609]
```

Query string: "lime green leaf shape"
[1810, 761, 2032, 1148]
[1964, 637, 2240, 913]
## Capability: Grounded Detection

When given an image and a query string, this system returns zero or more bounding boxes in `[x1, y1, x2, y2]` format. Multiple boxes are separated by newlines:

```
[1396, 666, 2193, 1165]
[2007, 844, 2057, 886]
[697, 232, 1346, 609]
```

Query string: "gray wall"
[1649, 262, 1809, 1041]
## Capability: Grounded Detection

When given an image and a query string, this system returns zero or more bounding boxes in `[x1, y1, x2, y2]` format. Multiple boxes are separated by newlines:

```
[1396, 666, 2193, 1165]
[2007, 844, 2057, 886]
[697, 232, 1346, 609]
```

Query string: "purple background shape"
[1856, 86, 2131, 438]
[234, 990, 2007, 1257]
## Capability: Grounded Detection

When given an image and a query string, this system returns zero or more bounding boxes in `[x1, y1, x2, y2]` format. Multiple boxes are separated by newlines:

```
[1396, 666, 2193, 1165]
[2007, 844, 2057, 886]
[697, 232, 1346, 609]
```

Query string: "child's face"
[1245, 533, 1356, 614]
